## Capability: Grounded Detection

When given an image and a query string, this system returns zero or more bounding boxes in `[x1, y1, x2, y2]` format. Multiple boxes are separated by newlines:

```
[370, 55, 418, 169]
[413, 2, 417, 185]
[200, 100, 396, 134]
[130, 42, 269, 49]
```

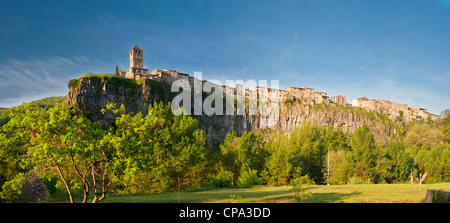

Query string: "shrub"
[285, 99, 293, 107]
[238, 169, 261, 187]
[206, 169, 233, 188]
[0, 173, 27, 203]
[68, 78, 80, 89]
[348, 177, 372, 184]
[290, 167, 315, 201]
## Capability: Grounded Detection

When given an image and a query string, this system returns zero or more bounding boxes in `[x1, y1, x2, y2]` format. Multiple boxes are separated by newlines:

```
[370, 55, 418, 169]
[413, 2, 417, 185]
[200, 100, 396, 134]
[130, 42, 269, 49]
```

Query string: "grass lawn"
[44, 182, 450, 203]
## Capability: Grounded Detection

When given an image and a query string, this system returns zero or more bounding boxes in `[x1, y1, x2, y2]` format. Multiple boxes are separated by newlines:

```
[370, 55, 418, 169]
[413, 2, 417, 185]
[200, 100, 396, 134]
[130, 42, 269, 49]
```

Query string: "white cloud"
[0, 56, 112, 108]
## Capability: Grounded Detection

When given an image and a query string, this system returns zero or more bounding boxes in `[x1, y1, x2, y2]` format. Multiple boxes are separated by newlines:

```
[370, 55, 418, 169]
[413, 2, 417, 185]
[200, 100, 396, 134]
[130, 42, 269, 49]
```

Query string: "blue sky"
[0, 0, 449, 115]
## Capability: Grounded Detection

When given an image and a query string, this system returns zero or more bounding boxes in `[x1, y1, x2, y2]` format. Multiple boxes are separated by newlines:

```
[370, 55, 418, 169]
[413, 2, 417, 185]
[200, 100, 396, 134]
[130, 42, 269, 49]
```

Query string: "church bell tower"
[129, 45, 143, 69]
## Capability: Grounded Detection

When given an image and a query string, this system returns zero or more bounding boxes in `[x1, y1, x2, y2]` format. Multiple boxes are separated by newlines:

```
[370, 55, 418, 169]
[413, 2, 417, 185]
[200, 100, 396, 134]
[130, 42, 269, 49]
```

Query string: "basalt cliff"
[66, 74, 402, 146]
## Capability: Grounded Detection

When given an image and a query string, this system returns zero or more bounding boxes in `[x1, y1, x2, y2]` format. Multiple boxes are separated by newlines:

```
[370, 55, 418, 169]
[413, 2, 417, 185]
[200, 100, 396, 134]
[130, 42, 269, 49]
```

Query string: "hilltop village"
[118, 45, 438, 122]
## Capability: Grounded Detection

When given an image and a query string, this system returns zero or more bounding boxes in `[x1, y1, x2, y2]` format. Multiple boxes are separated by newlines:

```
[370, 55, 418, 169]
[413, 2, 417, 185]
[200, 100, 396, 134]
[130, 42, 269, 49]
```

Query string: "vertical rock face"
[66, 75, 400, 146]
[65, 75, 171, 128]
[194, 103, 399, 146]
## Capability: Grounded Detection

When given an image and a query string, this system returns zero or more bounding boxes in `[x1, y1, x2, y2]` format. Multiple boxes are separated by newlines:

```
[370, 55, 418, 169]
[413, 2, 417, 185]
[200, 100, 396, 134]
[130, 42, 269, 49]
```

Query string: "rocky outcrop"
[65, 75, 401, 146]
[195, 102, 400, 145]
[66, 74, 171, 128]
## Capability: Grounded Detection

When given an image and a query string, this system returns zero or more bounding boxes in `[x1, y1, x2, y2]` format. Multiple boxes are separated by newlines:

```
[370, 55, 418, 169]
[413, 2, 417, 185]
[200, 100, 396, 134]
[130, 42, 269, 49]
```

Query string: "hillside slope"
[0, 96, 65, 126]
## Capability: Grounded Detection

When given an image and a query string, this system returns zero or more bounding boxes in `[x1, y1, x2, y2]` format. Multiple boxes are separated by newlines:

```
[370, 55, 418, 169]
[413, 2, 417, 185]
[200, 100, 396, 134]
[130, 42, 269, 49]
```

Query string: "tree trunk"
[71, 158, 90, 203]
[92, 165, 99, 203]
[92, 179, 112, 203]
[82, 182, 89, 203]
[53, 159, 74, 203]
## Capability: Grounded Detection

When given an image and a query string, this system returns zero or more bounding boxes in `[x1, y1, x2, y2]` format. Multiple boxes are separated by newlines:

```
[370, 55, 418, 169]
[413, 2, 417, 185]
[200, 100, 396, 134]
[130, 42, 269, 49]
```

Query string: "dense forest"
[0, 97, 449, 203]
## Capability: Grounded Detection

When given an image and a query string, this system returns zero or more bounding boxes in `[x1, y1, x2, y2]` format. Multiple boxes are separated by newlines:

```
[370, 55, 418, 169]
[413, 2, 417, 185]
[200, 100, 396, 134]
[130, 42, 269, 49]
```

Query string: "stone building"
[284, 86, 330, 104]
[351, 97, 438, 121]
[118, 45, 149, 80]
[330, 95, 346, 105]
[150, 69, 189, 86]
[118, 46, 190, 84]
[116, 46, 437, 122]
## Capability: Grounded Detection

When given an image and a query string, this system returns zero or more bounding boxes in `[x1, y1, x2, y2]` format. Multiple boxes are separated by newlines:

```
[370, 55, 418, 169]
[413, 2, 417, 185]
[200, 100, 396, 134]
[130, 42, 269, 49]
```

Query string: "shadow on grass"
[42, 186, 363, 203]
[257, 186, 362, 203]
[185, 186, 364, 203]
[305, 191, 362, 203]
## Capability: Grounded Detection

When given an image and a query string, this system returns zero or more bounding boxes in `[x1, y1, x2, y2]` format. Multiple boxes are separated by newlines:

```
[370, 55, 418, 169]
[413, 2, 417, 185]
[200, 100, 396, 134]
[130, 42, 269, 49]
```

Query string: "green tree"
[424, 145, 450, 183]
[404, 123, 445, 150]
[440, 109, 450, 143]
[220, 131, 267, 185]
[109, 102, 207, 193]
[0, 103, 114, 203]
[289, 123, 325, 184]
[326, 149, 350, 185]
[323, 126, 348, 151]
[348, 124, 376, 182]
[0, 107, 32, 202]
[290, 167, 314, 202]
[389, 142, 413, 183]
[0, 102, 207, 202]
[262, 132, 292, 186]
[322, 126, 349, 184]
[374, 145, 393, 183]
[375, 142, 413, 183]
[219, 132, 240, 184]
[114, 65, 119, 76]
[412, 147, 429, 174]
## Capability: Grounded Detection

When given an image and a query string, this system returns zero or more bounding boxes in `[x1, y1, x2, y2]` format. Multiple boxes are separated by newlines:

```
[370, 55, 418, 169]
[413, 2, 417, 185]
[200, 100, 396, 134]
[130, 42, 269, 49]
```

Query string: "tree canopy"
[0, 101, 449, 203]
[0, 102, 207, 202]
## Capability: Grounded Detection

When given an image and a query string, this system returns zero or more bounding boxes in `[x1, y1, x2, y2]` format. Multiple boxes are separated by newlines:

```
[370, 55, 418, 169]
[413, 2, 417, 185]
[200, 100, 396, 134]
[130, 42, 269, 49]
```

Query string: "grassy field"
[44, 182, 450, 203]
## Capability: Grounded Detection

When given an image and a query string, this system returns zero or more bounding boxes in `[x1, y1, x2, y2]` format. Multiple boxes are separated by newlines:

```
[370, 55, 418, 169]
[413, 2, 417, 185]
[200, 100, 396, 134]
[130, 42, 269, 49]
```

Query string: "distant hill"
[0, 107, 11, 126]
[26, 96, 66, 110]
[0, 96, 65, 126]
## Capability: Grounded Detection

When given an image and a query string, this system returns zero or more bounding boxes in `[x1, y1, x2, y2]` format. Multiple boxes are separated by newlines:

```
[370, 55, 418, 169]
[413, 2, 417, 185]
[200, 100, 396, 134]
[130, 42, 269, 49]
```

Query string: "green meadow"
[43, 182, 450, 203]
